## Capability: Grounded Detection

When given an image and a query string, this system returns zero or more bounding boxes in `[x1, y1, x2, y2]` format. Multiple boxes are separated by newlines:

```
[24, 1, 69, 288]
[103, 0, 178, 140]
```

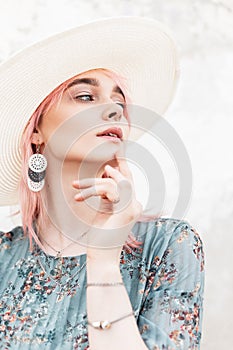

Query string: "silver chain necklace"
[36, 254, 87, 295]
[34, 224, 89, 299]
[39, 235, 75, 258]
[35, 235, 87, 295]
[37, 235, 78, 279]
[37, 227, 88, 278]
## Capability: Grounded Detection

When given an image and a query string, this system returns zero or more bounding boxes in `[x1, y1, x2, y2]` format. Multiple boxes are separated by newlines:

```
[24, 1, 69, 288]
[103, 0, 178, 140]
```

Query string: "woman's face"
[37, 70, 130, 164]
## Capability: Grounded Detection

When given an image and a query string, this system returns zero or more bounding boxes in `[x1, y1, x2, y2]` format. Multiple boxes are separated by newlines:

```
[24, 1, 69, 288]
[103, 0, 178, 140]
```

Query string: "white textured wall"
[1, 1, 233, 349]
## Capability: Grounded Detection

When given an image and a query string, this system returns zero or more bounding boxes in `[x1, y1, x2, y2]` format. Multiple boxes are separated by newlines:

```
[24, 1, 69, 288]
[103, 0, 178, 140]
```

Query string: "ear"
[31, 130, 44, 145]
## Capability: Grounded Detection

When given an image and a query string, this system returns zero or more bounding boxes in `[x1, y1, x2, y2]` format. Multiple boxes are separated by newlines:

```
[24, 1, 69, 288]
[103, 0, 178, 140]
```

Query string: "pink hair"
[19, 68, 159, 252]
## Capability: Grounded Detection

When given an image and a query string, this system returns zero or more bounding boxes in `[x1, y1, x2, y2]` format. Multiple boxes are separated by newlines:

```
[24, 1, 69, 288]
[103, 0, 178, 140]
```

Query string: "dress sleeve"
[137, 220, 205, 350]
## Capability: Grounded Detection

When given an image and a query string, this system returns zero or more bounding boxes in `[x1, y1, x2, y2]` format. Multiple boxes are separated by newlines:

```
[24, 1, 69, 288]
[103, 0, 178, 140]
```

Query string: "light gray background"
[0, 1, 232, 349]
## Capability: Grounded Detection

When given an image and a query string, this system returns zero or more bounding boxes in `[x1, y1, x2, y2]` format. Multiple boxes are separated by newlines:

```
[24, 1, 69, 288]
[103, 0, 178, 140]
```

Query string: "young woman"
[0, 17, 204, 349]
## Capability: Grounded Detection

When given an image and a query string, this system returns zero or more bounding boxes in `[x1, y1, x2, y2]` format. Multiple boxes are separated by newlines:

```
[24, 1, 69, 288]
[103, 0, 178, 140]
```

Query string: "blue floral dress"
[0, 218, 204, 349]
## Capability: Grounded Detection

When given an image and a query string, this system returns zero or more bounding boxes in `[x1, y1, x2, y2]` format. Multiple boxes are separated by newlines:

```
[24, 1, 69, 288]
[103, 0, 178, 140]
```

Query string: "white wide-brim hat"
[0, 16, 180, 206]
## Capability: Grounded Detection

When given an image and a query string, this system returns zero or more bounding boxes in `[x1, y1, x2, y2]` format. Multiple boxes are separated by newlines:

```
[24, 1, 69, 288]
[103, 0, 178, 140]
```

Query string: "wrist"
[87, 245, 122, 264]
[87, 257, 122, 283]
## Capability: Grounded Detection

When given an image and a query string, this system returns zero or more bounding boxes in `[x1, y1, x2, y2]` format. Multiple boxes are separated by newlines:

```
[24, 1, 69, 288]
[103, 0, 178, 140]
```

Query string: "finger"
[104, 165, 126, 183]
[74, 183, 119, 203]
[114, 146, 132, 179]
[102, 166, 120, 178]
[104, 165, 134, 209]
[72, 178, 104, 189]
[74, 187, 98, 200]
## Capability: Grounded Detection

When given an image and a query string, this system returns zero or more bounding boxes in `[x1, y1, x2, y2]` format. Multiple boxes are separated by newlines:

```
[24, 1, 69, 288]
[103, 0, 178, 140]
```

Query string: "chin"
[67, 139, 121, 162]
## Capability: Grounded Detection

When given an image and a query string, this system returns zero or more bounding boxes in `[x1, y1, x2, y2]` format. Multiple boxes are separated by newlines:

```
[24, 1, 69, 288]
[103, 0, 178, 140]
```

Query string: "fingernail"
[74, 194, 81, 200]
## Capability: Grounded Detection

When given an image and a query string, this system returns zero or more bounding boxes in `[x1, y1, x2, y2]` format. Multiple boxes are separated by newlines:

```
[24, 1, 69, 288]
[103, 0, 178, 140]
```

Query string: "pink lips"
[97, 127, 123, 141]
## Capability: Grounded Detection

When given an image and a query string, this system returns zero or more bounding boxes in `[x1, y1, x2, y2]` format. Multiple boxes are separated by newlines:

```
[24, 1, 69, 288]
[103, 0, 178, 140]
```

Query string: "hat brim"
[0, 16, 180, 206]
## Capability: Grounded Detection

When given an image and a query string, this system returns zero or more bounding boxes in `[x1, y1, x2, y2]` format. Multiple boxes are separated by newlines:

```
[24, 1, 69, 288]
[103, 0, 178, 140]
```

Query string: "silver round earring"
[27, 177, 45, 192]
[27, 144, 47, 192]
[28, 145, 47, 172]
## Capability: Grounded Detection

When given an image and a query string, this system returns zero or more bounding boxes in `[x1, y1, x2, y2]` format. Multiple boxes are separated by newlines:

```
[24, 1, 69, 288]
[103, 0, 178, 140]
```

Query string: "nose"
[102, 104, 122, 122]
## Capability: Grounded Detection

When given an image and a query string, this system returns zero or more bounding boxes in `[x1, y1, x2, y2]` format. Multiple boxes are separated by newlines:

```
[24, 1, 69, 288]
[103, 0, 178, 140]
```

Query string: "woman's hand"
[72, 146, 142, 258]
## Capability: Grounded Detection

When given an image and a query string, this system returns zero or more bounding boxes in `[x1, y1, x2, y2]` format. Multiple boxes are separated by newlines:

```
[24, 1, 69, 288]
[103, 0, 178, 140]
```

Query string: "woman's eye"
[75, 94, 94, 102]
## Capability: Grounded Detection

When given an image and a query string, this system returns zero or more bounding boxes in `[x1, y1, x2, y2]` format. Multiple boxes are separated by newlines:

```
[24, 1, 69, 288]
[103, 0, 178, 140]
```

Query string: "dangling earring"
[27, 144, 47, 192]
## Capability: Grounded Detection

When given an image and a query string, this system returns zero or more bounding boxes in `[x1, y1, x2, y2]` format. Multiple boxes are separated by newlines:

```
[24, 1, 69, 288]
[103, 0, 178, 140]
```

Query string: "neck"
[38, 155, 107, 256]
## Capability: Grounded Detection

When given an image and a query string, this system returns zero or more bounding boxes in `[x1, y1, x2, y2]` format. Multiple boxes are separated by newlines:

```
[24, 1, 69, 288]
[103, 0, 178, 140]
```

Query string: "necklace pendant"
[56, 251, 61, 259]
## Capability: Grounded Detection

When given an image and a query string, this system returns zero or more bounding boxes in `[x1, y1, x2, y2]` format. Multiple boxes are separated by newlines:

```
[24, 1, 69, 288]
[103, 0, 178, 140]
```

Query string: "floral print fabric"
[0, 218, 204, 349]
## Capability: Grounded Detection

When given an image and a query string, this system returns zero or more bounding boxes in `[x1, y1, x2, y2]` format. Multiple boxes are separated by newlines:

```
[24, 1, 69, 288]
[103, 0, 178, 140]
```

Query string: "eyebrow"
[66, 77, 125, 99]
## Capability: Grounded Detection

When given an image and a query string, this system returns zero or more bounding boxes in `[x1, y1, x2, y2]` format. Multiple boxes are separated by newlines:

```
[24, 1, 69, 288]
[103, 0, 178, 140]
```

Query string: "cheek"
[39, 114, 63, 143]
[40, 108, 84, 143]
[43, 121, 96, 160]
